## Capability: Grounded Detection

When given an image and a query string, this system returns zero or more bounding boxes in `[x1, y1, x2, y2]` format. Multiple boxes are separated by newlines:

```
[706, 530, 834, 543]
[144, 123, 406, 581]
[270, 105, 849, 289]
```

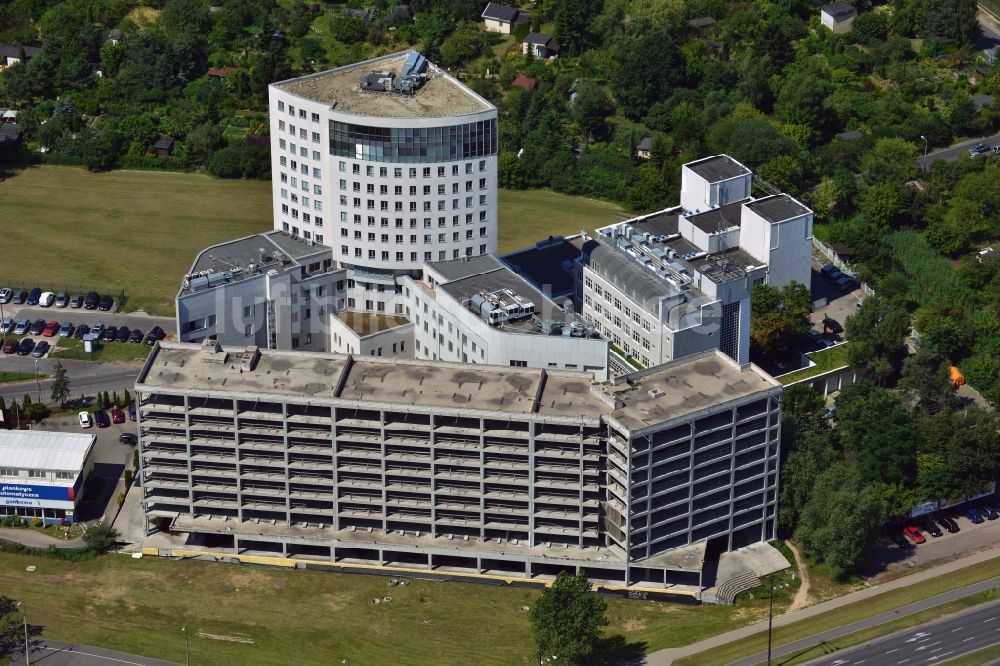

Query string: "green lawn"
[49, 337, 151, 364]
[0, 166, 623, 319]
[497, 188, 626, 253]
[778, 343, 851, 385]
[0, 549, 801, 666]
[0, 166, 272, 317]
[676, 556, 1000, 666]
[0, 370, 45, 384]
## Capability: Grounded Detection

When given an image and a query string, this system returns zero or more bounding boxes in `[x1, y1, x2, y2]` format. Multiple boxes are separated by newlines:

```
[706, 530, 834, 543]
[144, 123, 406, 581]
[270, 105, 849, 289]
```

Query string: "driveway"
[808, 259, 863, 342]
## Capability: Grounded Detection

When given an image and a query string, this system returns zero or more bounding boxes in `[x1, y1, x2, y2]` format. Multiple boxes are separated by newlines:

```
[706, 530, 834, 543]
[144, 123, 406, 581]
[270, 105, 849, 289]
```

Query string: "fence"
[812, 238, 876, 297]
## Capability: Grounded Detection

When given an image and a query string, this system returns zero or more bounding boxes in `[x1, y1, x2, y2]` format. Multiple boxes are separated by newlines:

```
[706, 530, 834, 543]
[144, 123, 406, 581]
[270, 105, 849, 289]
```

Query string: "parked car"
[13, 318, 30, 335]
[94, 410, 110, 428]
[829, 270, 844, 281]
[892, 531, 913, 549]
[119, 433, 137, 445]
[2, 338, 18, 354]
[935, 514, 959, 533]
[16, 338, 35, 356]
[144, 326, 166, 346]
[73, 324, 90, 340]
[54, 291, 68, 308]
[970, 142, 988, 156]
[29, 319, 46, 335]
[31, 340, 49, 358]
[11, 289, 26, 304]
[903, 525, 925, 544]
[111, 407, 126, 424]
[919, 517, 942, 537]
[836, 276, 858, 292]
[83, 291, 99, 310]
[101, 326, 118, 342]
[68, 293, 83, 308]
[0, 316, 13, 334]
[39, 291, 55, 307]
[78, 411, 93, 429]
[0, 288, 11, 304]
[115, 326, 131, 343]
[25, 287, 42, 305]
[42, 320, 60, 337]
[981, 504, 999, 520]
[128, 402, 137, 421]
[58, 322, 74, 337]
[98, 294, 113, 311]
[128, 328, 144, 343]
[90, 323, 104, 338]
[822, 316, 844, 335]
[820, 263, 837, 275]
[967, 507, 984, 524]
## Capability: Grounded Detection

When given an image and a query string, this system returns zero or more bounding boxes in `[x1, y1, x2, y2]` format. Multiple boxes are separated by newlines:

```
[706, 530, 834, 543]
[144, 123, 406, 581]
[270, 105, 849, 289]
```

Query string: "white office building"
[268, 51, 498, 277]
[0, 431, 97, 525]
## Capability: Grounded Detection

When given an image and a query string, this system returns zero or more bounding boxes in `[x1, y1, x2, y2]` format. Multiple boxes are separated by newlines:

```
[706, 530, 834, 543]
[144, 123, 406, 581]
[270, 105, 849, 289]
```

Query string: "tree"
[794, 460, 886, 578]
[851, 12, 889, 46]
[835, 381, 920, 486]
[778, 384, 837, 534]
[571, 81, 615, 141]
[529, 571, 608, 665]
[750, 281, 812, 360]
[50, 361, 70, 407]
[609, 24, 683, 121]
[860, 138, 919, 186]
[845, 296, 910, 384]
[925, 0, 979, 46]
[899, 347, 960, 414]
[0, 595, 23, 647]
[83, 522, 120, 553]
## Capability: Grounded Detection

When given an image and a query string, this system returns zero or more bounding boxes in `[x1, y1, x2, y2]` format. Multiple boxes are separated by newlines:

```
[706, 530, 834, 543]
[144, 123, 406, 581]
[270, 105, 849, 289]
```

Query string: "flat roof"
[627, 210, 680, 237]
[138, 343, 606, 422]
[684, 198, 751, 234]
[336, 311, 410, 335]
[503, 236, 588, 298]
[688, 247, 766, 283]
[181, 232, 328, 295]
[685, 155, 751, 183]
[744, 194, 811, 224]
[0, 431, 96, 473]
[603, 350, 779, 433]
[439, 266, 566, 319]
[427, 254, 503, 282]
[273, 51, 494, 119]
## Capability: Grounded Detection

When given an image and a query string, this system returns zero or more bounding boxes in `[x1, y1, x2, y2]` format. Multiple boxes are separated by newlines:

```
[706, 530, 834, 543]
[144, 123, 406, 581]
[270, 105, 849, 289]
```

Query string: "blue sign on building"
[0, 483, 74, 503]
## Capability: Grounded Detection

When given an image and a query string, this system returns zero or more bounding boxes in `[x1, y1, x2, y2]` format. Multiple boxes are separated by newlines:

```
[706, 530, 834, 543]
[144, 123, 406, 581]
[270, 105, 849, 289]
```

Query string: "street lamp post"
[33, 358, 41, 404]
[766, 573, 775, 665]
[16, 601, 29, 666]
[920, 135, 928, 173]
[182, 625, 189, 666]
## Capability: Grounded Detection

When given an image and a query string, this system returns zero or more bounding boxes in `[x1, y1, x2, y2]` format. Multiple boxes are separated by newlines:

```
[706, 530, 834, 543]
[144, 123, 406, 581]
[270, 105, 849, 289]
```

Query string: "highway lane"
[0, 356, 142, 402]
[808, 600, 1000, 666]
[730, 575, 1000, 666]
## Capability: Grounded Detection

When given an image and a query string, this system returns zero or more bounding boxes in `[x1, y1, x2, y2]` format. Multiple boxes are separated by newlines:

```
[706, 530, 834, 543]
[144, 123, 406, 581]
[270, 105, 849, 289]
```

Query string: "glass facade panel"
[330, 119, 497, 163]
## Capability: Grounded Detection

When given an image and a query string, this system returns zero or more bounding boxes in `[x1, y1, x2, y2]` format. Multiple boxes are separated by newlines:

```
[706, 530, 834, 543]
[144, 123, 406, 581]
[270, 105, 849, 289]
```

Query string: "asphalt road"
[807, 600, 1000, 666]
[921, 130, 1000, 171]
[9, 639, 178, 666]
[0, 357, 143, 402]
[730, 575, 1000, 665]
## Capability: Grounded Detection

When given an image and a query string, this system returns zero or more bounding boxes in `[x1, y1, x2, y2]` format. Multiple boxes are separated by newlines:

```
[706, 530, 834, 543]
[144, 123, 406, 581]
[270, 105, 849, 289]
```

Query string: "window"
[0, 467, 16, 477]
[279, 139, 286, 150]
[509, 360, 527, 367]
[298, 108, 305, 119]
[278, 120, 286, 131]
[313, 184, 322, 195]
[277, 101, 285, 111]
[311, 112, 319, 122]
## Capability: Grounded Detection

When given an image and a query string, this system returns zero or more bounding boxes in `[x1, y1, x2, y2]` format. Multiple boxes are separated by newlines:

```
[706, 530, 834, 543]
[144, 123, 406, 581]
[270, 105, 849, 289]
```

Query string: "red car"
[42, 321, 60, 337]
[903, 525, 925, 544]
[111, 407, 126, 424]
[2, 338, 17, 354]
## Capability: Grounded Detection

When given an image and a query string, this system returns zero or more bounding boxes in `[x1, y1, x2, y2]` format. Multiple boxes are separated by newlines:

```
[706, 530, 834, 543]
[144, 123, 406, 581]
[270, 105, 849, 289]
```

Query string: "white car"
[39, 291, 55, 307]
[79, 411, 93, 429]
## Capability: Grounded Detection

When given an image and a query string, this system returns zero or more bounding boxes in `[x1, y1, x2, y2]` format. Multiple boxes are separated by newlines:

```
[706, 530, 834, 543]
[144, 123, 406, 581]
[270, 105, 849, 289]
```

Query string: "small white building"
[0, 431, 97, 525]
[481, 2, 529, 34]
[523, 33, 559, 59]
[820, 3, 857, 34]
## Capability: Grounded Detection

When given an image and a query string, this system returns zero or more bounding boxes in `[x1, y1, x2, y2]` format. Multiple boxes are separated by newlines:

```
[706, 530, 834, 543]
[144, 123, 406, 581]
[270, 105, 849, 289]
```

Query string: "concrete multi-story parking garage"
[136, 341, 782, 593]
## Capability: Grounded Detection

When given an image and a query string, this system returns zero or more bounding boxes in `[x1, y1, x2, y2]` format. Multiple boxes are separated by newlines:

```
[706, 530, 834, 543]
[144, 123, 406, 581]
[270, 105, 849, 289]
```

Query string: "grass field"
[497, 188, 627, 253]
[0, 549, 800, 666]
[0, 370, 43, 384]
[676, 556, 1000, 665]
[0, 166, 272, 317]
[0, 166, 625, 318]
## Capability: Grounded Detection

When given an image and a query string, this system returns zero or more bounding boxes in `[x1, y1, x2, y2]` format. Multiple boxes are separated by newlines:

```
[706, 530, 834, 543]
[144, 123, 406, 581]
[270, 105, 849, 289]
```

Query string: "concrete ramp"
[702, 542, 791, 605]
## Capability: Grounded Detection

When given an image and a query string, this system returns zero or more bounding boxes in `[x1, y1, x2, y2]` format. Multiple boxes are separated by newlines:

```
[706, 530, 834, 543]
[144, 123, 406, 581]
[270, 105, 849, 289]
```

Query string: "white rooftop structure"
[0, 431, 96, 472]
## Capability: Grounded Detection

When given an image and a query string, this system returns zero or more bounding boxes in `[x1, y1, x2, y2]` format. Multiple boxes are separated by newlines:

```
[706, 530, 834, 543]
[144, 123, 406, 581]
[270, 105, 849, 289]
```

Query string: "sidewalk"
[645, 547, 1000, 665]
[0, 527, 85, 549]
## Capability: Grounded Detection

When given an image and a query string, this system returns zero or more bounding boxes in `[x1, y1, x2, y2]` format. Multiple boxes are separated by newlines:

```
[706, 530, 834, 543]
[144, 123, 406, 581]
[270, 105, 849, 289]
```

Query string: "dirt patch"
[623, 618, 647, 632]
[226, 570, 273, 590]
[785, 541, 812, 613]
[320, 591, 351, 613]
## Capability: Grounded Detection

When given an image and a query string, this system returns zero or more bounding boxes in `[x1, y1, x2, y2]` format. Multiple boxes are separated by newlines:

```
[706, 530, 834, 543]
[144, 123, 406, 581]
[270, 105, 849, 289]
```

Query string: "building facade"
[136, 342, 780, 592]
[0, 431, 96, 524]
[268, 51, 498, 276]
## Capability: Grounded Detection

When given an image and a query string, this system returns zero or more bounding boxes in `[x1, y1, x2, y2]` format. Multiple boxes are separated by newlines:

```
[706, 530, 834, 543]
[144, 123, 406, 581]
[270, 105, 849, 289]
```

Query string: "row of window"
[339, 229, 488, 244]
[278, 191, 323, 211]
[341, 179, 488, 194]
[339, 160, 488, 177]
[585, 277, 653, 332]
[330, 119, 497, 163]
[278, 155, 320, 177]
[278, 139, 321, 162]
[276, 100, 320, 123]
[338, 245, 488, 262]
[280, 223, 323, 245]
[277, 119, 321, 144]
[279, 173, 322, 195]
[333, 196, 488, 212]
[1, 467, 72, 479]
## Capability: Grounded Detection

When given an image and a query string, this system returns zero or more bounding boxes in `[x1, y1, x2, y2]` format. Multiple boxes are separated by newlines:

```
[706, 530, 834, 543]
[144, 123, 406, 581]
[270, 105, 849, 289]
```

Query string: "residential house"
[481, 2, 529, 34]
[107, 28, 123, 45]
[207, 67, 244, 79]
[636, 136, 654, 160]
[820, 3, 857, 33]
[341, 7, 371, 22]
[522, 32, 559, 59]
[0, 122, 22, 148]
[0, 45, 41, 69]
[386, 5, 412, 26]
[511, 74, 537, 90]
[153, 135, 175, 157]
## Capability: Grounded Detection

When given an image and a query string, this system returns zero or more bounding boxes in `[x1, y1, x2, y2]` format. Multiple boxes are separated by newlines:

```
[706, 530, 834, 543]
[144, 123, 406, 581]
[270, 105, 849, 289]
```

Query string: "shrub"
[30, 517, 43, 528]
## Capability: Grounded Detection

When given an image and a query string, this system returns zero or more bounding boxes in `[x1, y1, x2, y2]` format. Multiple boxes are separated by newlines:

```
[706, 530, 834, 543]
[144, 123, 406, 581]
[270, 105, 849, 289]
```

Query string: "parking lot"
[40, 411, 139, 523]
[808, 256, 865, 346]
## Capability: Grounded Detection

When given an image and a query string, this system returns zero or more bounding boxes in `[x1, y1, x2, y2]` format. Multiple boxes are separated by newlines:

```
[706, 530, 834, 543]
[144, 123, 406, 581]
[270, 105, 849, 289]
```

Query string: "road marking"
[964, 636, 976, 642]
[985, 617, 996, 623]
[897, 659, 910, 664]
[39, 646, 154, 665]
[927, 651, 953, 662]
[887, 649, 899, 654]
[951, 627, 962, 632]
